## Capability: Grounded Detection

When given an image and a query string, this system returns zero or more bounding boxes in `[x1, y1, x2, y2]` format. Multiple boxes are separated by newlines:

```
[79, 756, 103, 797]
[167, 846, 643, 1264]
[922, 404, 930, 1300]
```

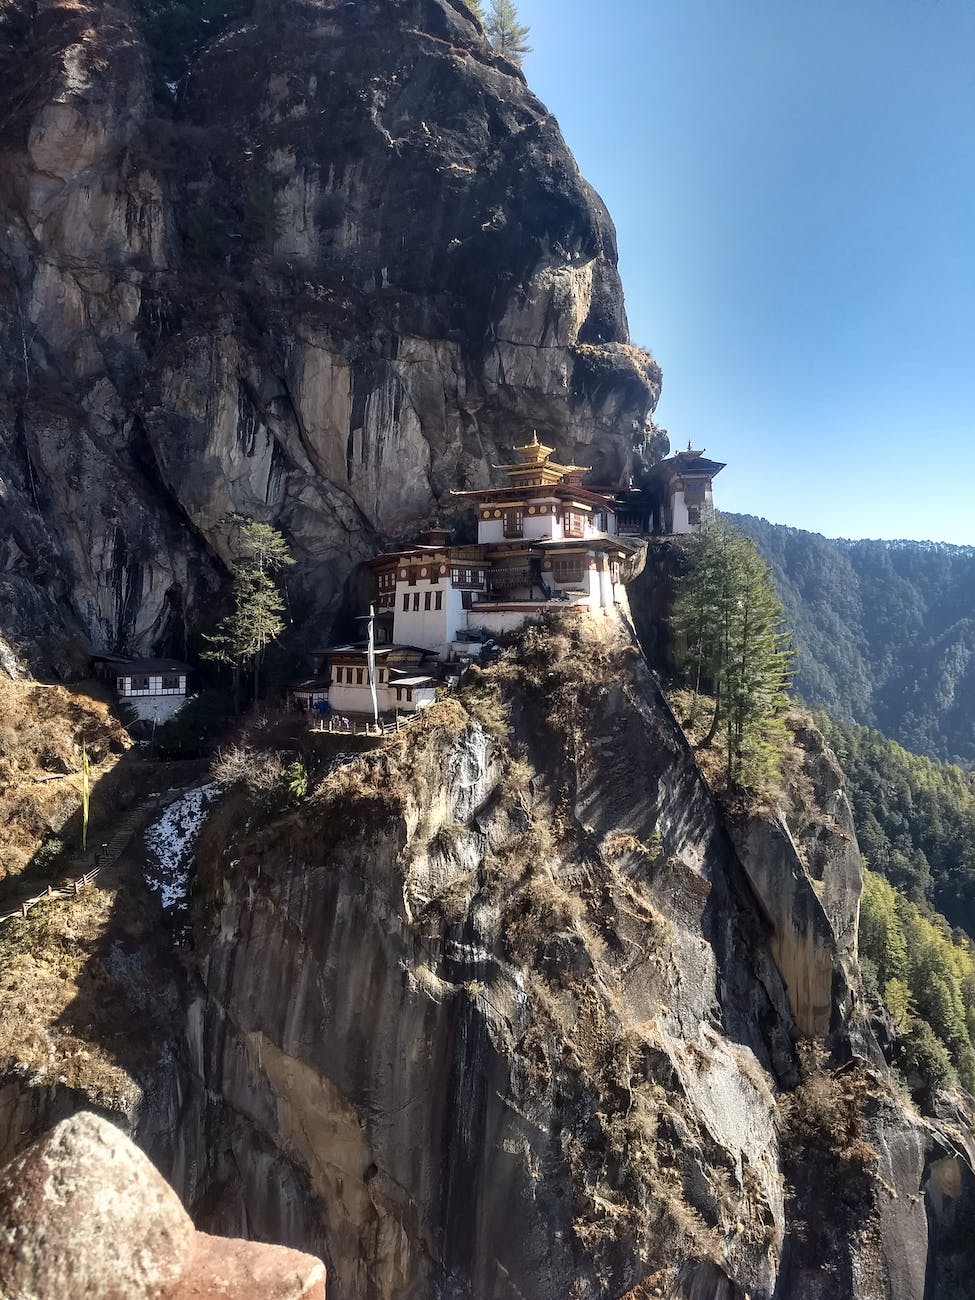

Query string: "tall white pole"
[367, 603, 379, 727]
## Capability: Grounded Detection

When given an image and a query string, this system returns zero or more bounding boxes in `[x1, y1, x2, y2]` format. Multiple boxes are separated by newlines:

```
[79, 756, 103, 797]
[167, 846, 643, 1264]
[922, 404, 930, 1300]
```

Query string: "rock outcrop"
[0, 0, 664, 670]
[0, 1110, 327, 1299]
[1, 615, 974, 1298]
[156, 616, 972, 1300]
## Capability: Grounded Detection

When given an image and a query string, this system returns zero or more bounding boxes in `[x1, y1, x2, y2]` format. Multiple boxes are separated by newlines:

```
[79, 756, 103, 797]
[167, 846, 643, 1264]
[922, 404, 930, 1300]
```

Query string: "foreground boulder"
[0, 1111, 326, 1299]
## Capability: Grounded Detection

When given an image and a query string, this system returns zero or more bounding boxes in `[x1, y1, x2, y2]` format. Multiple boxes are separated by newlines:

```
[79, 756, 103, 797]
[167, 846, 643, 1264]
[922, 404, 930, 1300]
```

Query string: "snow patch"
[0, 635, 21, 680]
[144, 784, 218, 913]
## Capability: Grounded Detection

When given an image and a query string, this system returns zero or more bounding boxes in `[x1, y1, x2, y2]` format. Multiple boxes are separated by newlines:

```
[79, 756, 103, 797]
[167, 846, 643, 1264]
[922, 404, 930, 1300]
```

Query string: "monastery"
[298, 437, 724, 722]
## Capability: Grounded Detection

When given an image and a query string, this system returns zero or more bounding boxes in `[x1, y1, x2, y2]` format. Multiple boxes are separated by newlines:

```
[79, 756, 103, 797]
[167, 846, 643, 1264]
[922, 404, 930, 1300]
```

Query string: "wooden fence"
[0, 804, 148, 927]
[312, 711, 422, 737]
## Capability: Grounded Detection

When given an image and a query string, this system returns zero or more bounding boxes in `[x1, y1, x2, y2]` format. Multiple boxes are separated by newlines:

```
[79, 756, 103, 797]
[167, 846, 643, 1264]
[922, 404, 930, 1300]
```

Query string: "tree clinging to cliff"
[203, 517, 295, 712]
[671, 523, 793, 794]
[486, 0, 531, 66]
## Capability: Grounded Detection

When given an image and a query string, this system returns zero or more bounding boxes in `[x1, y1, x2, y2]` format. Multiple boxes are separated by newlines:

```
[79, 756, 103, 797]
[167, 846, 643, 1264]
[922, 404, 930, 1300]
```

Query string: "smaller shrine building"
[93, 656, 191, 724]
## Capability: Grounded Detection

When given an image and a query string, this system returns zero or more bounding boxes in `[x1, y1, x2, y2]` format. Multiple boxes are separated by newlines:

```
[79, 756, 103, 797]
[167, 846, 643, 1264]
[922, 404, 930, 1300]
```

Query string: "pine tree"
[203, 517, 295, 711]
[464, 0, 485, 21]
[485, 0, 531, 66]
[671, 523, 793, 793]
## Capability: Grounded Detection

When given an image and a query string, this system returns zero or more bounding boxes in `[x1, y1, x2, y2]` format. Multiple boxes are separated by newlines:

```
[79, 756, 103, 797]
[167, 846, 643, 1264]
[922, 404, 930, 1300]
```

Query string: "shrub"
[31, 838, 65, 874]
[283, 760, 308, 806]
[899, 1017, 954, 1091]
[211, 744, 285, 801]
[153, 689, 233, 759]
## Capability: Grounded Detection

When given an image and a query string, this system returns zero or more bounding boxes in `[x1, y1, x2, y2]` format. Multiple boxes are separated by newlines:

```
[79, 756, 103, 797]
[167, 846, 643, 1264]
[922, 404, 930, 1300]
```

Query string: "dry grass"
[604, 830, 663, 865]
[0, 677, 130, 882]
[0, 882, 140, 1108]
[779, 1045, 879, 1168]
[665, 687, 816, 819]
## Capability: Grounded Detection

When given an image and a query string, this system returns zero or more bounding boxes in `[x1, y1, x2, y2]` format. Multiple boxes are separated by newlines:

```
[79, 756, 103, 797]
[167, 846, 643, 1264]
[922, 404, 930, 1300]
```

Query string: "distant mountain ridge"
[725, 514, 975, 767]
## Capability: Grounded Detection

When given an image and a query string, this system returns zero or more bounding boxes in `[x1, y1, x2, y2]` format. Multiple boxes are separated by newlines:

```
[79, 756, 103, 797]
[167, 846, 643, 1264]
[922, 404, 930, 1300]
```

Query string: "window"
[402, 594, 409, 612]
[131, 676, 150, 691]
[424, 592, 431, 611]
[564, 511, 584, 538]
[503, 507, 523, 538]
[553, 557, 585, 585]
[356, 668, 364, 685]
[413, 592, 421, 611]
[435, 591, 443, 611]
[162, 675, 180, 690]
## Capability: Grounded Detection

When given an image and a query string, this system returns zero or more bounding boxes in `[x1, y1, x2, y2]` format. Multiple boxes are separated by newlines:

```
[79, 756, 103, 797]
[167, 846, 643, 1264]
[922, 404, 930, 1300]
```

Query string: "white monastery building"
[306, 435, 724, 720]
[94, 656, 191, 724]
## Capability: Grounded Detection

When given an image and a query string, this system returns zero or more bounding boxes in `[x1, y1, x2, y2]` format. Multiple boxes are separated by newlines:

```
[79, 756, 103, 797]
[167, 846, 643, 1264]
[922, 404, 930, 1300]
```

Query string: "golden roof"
[493, 431, 591, 480]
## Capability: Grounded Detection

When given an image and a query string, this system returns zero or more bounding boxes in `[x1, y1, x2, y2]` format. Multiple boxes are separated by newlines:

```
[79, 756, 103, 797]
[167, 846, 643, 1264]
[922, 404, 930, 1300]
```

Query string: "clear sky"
[513, 0, 975, 544]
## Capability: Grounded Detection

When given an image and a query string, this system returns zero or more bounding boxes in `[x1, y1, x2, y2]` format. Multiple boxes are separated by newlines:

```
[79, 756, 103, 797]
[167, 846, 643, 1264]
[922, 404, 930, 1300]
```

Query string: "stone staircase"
[1, 799, 158, 925]
[66, 805, 149, 876]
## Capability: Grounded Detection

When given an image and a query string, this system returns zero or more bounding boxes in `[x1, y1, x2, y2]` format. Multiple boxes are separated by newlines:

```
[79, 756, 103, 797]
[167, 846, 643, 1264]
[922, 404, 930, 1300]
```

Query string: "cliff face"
[2, 616, 973, 1297]
[167, 618, 972, 1300]
[0, 0, 663, 670]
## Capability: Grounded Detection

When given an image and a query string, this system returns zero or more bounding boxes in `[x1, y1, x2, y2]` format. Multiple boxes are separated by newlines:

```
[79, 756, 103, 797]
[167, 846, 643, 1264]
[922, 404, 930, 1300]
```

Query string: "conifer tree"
[464, 0, 485, 21]
[203, 517, 295, 712]
[671, 523, 793, 793]
[485, 0, 531, 66]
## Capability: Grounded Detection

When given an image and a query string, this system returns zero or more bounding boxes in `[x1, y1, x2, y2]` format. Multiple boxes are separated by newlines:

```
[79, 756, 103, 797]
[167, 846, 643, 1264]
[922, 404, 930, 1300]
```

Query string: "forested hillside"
[809, 715, 975, 1091]
[727, 515, 975, 767]
[815, 714, 975, 938]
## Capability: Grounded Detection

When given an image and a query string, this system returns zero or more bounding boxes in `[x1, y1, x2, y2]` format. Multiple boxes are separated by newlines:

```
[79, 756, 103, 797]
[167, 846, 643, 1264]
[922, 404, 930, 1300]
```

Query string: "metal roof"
[111, 659, 191, 675]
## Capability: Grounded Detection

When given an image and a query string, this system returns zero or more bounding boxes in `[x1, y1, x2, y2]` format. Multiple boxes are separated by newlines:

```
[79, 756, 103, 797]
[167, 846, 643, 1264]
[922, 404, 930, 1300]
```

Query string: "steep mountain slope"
[6, 616, 973, 1300]
[727, 515, 975, 767]
[815, 713, 975, 936]
[0, 0, 664, 672]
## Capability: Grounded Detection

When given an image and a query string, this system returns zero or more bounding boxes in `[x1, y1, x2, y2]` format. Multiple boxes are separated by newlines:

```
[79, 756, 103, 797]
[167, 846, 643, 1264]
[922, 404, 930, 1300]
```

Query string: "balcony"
[488, 568, 532, 590]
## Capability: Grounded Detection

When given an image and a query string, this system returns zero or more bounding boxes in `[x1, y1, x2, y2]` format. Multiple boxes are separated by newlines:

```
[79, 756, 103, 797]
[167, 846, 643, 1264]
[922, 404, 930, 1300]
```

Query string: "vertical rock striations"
[170, 618, 974, 1300]
[0, 0, 663, 668]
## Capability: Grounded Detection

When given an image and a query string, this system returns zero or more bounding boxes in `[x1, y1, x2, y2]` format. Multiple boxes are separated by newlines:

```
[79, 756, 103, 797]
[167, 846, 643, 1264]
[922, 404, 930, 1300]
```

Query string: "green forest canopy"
[860, 868, 975, 1093]
[727, 514, 975, 767]
[815, 713, 975, 940]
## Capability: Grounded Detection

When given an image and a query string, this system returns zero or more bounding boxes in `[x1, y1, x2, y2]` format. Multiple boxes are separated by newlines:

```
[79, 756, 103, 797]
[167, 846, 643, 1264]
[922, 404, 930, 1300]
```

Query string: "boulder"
[0, 1111, 325, 1300]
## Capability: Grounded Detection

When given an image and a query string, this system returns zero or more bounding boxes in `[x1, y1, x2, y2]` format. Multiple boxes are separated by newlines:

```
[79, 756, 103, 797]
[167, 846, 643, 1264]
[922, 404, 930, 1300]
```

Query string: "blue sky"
[513, 0, 975, 544]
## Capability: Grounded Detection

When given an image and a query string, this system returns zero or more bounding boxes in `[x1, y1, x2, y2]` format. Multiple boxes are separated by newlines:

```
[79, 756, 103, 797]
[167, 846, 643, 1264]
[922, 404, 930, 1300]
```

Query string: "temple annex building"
[294, 437, 724, 721]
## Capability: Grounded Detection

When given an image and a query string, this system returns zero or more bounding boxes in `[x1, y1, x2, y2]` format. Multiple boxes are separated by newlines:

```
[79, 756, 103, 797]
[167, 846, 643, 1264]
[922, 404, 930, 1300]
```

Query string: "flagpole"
[367, 603, 379, 727]
[81, 744, 90, 853]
